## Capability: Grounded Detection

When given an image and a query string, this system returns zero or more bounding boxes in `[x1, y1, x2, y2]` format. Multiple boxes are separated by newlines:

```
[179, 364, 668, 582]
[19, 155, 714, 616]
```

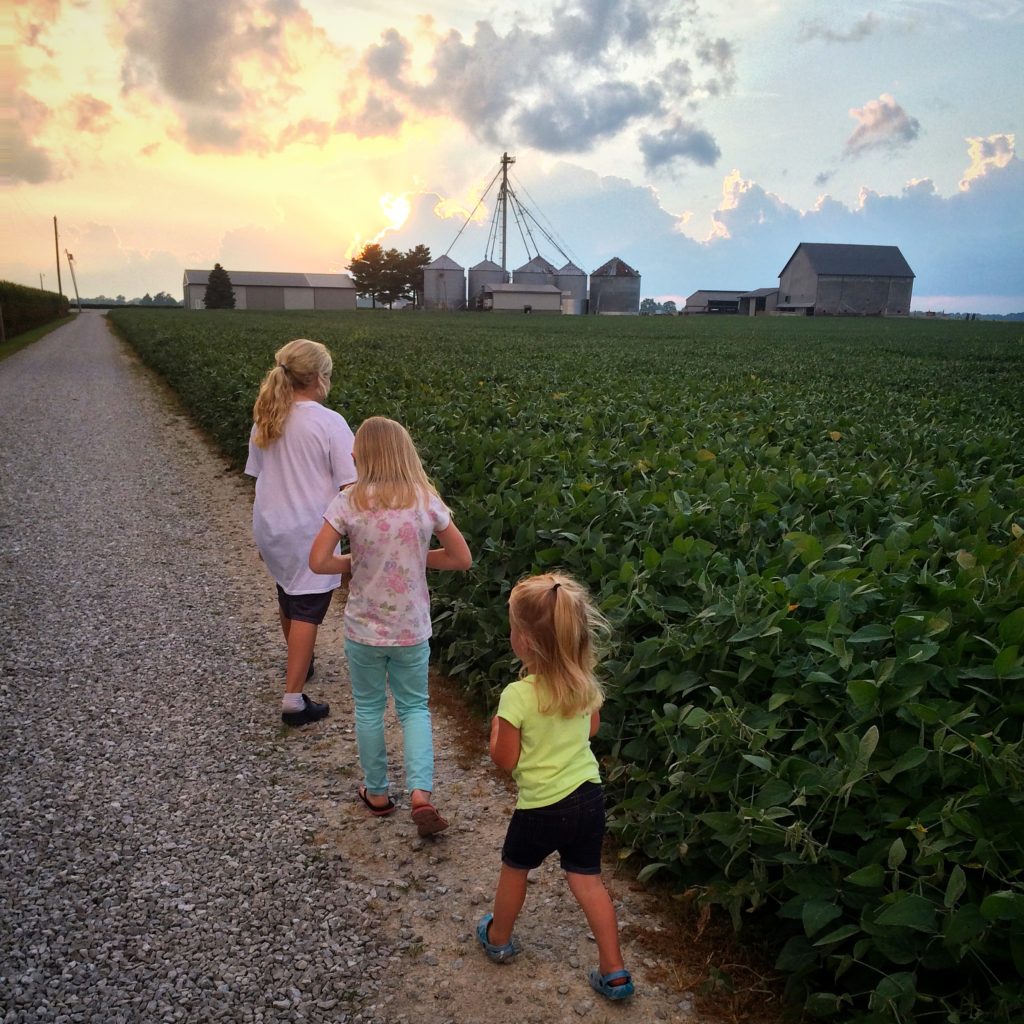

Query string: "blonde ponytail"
[252, 339, 333, 448]
[508, 573, 608, 717]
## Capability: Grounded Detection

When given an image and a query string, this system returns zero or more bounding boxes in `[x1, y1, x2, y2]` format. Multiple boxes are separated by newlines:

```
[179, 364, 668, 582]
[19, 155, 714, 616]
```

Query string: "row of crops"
[108, 309, 1024, 1023]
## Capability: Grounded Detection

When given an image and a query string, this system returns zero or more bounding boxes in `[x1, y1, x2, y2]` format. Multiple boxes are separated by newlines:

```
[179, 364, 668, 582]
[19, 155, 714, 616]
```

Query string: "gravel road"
[0, 313, 398, 1023]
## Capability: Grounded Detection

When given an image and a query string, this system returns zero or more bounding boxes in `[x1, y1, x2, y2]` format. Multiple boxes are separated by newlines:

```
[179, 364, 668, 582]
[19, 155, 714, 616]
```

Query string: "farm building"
[682, 289, 743, 314]
[182, 270, 356, 311]
[739, 288, 779, 316]
[480, 282, 563, 314]
[589, 257, 641, 314]
[422, 255, 466, 311]
[776, 243, 914, 316]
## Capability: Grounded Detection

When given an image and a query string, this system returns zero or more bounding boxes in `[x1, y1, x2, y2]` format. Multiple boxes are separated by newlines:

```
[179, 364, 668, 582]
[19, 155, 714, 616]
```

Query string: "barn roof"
[685, 289, 744, 303]
[183, 269, 355, 289]
[780, 244, 915, 279]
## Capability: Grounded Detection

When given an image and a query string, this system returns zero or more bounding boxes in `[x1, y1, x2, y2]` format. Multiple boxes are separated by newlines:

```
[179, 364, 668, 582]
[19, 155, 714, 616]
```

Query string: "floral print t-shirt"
[322, 490, 451, 647]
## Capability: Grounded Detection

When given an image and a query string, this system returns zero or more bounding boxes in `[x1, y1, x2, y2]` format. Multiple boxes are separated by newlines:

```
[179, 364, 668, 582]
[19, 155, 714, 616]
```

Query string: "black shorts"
[501, 781, 605, 875]
[276, 585, 334, 626]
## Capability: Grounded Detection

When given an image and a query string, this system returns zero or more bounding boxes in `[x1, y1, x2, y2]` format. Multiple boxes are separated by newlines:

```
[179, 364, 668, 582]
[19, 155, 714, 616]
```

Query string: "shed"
[589, 257, 641, 315]
[776, 243, 914, 316]
[682, 289, 744, 314]
[480, 282, 563, 315]
[422, 255, 466, 311]
[738, 288, 779, 316]
[182, 269, 356, 311]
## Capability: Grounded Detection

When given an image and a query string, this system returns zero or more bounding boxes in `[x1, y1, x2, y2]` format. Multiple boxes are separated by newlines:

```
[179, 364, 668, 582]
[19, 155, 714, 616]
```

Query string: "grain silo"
[468, 259, 508, 310]
[422, 255, 466, 311]
[555, 262, 587, 315]
[589, 257, 641, 315]
[512, 255, 557, 288]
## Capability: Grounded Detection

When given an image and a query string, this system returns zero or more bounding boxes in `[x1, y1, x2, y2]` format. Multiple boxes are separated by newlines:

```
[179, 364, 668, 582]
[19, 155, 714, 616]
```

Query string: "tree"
[662, 300, 677, 315]
[348, 244, 387, 308]
[348, 243, 432, 309]
[204, 263, 235, 309]
[640, 298, 658, 315]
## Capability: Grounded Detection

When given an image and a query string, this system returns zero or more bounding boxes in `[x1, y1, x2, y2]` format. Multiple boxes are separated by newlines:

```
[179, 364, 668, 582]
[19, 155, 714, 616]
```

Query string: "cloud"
[845, 93, 921, 156]
[959, 133, 1015, 189]
[355, 0, 723, 160]
[638, 120, 721, 172]
[6, 64, 58, 184]
[14, 0, 63, 54]
[118, 0, 341, 153]
[70, 95, 115, 134]
[798, 14, 881, 43]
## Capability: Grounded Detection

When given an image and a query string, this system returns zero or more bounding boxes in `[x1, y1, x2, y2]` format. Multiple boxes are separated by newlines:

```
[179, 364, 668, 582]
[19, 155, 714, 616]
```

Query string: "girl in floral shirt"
[309, 417, 471, 836]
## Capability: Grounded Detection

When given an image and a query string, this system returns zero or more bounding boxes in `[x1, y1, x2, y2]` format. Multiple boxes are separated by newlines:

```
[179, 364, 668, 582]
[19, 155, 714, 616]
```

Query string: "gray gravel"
[0, 314, 392, 1024]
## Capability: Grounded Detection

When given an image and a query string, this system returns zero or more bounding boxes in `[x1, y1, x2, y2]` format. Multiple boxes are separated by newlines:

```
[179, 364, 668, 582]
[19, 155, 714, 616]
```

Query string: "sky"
[5, 0, 1023, 313]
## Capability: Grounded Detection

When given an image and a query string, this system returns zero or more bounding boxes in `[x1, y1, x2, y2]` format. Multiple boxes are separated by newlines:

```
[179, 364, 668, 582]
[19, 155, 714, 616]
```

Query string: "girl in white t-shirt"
[309, 416, 471, 836]
[245, 339, 356, 728]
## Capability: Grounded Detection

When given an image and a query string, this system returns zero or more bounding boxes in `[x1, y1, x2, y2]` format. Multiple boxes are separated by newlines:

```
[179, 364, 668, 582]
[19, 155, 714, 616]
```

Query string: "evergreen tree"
[204, 264, 235, 309]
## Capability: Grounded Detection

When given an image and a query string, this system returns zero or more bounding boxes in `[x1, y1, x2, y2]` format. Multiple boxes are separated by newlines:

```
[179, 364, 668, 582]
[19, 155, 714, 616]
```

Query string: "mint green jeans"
[344, 639, 433, 794]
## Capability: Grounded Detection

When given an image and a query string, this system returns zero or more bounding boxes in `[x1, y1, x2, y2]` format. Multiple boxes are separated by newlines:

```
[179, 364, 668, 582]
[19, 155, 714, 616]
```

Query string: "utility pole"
[40, 273, 45, 290]
[498, 152, 515, 273]
[53, 216, 64, 300]
[65, 249, 81, 312]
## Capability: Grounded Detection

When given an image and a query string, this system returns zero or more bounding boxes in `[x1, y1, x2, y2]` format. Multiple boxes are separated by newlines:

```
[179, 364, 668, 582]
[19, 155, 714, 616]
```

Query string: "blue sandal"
[476, 913, 521, 963]
[589, 968, 635, 1000]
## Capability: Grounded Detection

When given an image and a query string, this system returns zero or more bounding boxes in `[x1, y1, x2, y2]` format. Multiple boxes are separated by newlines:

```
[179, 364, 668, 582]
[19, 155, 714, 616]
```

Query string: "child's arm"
[309, 521, 351, 576]
[589, 710, 600, 738]
[426, 521, 472, 571]
[490, 715, 521, 772]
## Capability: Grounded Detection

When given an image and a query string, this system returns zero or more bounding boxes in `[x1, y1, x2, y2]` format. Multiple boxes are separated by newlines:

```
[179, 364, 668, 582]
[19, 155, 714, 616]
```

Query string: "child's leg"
[385, 641, 433, 806]
[344, 639, 390, 798]
[282, 615, 317, 694]
[488, 864, 530, 946]
[565, 872, 626, 978]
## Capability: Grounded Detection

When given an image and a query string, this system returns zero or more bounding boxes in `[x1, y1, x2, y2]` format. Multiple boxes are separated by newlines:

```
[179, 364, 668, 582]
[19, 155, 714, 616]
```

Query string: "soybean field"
[108, 308, 1024, 1024]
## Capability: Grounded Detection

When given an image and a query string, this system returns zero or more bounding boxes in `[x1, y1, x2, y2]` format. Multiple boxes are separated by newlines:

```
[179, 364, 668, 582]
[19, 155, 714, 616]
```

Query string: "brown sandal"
[411, 802, 449, 837]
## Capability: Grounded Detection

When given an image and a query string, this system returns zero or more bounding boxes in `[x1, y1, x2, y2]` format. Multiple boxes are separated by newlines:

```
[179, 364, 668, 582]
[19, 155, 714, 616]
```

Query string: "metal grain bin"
[468, 259, 508, 310]
[555, 262, 587, 315]
[588, 257, 641, 315]
[512, 255, 557, 288]
[422, 255, 466, 311]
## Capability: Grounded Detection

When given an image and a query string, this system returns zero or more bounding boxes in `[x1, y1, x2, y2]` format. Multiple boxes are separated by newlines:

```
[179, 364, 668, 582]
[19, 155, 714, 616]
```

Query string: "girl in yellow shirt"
[478, 572, 634, 1001]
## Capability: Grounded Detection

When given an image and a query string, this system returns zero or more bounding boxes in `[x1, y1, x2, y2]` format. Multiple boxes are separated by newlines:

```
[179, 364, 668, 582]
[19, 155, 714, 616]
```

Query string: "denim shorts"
[276, 585, 333, 625]
[501, 781, 605, 875]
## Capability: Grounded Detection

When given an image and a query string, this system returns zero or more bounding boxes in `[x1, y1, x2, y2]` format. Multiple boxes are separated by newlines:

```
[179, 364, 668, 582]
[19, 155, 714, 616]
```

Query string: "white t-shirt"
[245, 401, 356, 595]
[322, 489, 451, 646]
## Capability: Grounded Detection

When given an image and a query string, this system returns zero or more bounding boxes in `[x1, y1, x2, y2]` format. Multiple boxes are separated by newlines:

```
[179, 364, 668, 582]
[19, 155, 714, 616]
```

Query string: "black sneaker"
[281, 693, 330, 727]
[305, 656, 315, 682]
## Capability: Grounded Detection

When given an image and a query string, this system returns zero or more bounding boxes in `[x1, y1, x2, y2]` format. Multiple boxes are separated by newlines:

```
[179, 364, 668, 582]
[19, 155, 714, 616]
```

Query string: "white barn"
[182, 270, 357, 311]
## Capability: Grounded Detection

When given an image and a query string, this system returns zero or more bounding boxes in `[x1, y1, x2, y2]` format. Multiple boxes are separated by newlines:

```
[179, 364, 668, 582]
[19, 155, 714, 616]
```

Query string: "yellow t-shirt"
[496, 675, 601, 809]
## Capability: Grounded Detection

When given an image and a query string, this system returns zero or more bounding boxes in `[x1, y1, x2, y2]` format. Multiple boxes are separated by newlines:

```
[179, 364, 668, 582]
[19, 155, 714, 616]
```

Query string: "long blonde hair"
[346, 416, 441, 512]
[251, 339, 333, 448]
[509, 572, 608, 717]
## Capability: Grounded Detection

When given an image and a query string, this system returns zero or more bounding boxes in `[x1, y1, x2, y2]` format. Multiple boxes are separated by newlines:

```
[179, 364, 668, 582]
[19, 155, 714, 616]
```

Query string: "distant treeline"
[0, 281, 70, 338]
[80, 291, 181, 307]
